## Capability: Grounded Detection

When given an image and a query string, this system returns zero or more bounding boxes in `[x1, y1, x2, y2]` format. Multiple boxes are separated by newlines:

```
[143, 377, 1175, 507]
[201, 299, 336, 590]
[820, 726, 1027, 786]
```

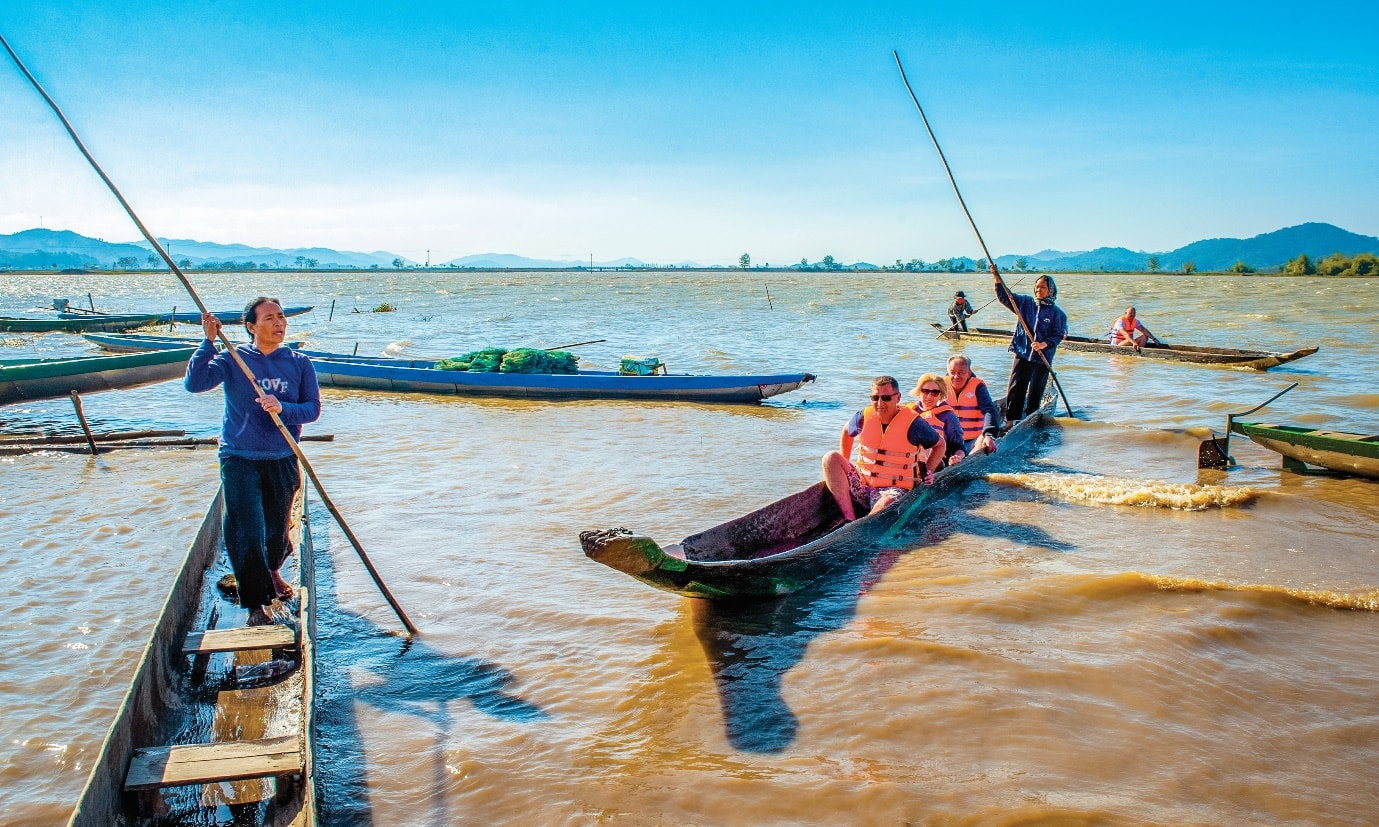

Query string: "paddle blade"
[1198, 437, 1231, 469]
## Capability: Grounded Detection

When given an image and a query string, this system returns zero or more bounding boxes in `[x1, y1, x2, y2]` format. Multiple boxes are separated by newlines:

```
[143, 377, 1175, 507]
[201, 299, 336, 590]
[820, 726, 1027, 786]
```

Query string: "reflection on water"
[2, 271, 1378, 825]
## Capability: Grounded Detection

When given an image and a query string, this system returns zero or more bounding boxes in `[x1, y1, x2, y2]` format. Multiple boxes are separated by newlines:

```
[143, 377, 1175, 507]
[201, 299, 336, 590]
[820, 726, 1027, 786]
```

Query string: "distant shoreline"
[3, 267, 1374, 278]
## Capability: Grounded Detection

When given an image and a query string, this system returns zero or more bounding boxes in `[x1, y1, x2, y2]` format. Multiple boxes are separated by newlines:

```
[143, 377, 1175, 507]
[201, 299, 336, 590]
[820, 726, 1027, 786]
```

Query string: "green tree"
[391, 257, 404, 270]
[146, 254, 160, 269]
[1015, 257, 1028, 271]
[739, 253, 751, 270]
[1282, 254, 1315, 276]
[975, 257, 987, 272]
[1181, 261, 1196, 274]
[1147, 256, 1160, 272]
[1230, 261, 1255, 274]
[822, 254, 837, 270]
[1350, 252, 1377, 276]
[116, 256, 138, 270]
[800, 258, 808, 268]
[305, 258, 319, 270]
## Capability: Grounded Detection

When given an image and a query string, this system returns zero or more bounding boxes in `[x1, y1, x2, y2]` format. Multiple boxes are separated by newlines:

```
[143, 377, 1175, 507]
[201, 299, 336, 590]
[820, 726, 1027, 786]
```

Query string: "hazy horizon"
[3, 3, 1377, 267]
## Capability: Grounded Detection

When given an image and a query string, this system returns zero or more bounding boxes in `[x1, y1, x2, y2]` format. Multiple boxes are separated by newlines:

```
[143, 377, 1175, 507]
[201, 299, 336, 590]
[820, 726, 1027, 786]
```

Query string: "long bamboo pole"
[893, 51, 1073, 417]
[2, 32, 416, 635]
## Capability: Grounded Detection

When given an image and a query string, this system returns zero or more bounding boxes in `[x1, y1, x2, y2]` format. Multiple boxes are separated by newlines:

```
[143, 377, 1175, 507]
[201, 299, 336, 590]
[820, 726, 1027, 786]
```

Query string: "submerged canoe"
[83, 333, 816, 403]
[61, 305, 314, 324]
[67, 485, 317, 826]
[1230, 420, 1379, 480]
[930, 323, 1318, 370]
[0, 314, 163, 333]
[0, 348, 193, 405]
[580, 394, 1054, 599]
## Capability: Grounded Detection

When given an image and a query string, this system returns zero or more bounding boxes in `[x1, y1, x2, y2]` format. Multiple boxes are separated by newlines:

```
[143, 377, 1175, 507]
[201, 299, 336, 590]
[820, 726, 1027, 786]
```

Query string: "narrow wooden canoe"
[0, 348, 194, 405]
[0, 314, 163, 333]
[61, 305, 314, 324]
[930, 323, 1318, 370]
[580, 394, 1053, 599]
[84, 334, 817, 403]
[1230, 420, 1379, 480]
[82, 332, 301, 354]
[67, 485, 317, 826]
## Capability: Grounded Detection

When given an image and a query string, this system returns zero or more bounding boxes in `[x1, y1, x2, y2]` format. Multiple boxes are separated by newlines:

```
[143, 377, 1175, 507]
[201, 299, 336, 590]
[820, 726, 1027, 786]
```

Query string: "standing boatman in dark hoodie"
[186, 297, 320, 626]
[994, 273, 1066, 424]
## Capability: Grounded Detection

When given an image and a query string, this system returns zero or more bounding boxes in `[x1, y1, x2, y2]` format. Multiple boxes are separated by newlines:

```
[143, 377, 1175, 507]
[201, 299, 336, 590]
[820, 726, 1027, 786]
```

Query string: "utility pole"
[426, 249, 430, 268]
[590, 253, 594, 272]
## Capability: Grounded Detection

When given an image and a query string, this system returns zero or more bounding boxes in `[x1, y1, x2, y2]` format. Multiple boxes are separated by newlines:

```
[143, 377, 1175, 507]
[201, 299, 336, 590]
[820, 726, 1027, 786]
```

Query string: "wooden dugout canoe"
[67, 486, 317, 826]
[1230, 420, 1379, 480]
[84, 333, 816, 403]
[579, 394, 1053, 600]
[0, 313, 162, 333]
[60, 305, 314, 324]
[0, 348, 194, 405]
[930, 323, 1318, 370]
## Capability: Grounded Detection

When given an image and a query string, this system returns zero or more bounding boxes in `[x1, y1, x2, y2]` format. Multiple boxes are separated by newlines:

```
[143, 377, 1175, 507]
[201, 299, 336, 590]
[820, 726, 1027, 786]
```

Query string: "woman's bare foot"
[247, 606, 274, 626]
[270, 569, 294, 601]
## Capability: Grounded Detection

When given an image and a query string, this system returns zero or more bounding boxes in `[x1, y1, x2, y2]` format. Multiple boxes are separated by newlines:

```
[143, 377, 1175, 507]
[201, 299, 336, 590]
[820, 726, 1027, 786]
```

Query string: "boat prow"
[581, 395, 1055, 600]
[1231, 420, 1379, 480]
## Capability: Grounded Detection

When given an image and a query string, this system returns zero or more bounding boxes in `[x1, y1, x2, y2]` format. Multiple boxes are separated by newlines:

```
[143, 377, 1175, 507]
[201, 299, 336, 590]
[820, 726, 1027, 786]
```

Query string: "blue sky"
[2, 2, 1376, 265]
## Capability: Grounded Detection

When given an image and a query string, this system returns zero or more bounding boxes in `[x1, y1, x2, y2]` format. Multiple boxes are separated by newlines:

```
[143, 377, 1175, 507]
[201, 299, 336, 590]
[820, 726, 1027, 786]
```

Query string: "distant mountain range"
[0, 223, 1375, 273]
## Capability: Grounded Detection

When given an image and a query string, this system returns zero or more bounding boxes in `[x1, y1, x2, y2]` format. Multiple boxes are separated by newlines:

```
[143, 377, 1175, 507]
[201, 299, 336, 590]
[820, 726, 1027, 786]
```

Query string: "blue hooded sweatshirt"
[185, 340, 321, 460]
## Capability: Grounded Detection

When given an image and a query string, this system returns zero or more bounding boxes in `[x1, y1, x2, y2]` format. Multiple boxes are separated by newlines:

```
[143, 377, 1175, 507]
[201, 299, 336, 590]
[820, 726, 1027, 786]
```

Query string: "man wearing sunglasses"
[822, 376, 943, 521]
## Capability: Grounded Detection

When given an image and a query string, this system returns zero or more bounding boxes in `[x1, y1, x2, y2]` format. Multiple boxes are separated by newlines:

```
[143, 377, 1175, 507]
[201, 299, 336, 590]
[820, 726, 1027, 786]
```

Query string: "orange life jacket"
[856, 406, 921, 491]
[945, 376, 989, 441]
[1118, 315, 1139, 334]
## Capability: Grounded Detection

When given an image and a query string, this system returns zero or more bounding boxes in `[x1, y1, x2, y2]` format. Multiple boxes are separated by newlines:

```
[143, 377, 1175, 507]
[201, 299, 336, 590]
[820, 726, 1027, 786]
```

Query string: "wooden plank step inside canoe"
[124, 734, 302, 791]
[183, 623, 296, 655]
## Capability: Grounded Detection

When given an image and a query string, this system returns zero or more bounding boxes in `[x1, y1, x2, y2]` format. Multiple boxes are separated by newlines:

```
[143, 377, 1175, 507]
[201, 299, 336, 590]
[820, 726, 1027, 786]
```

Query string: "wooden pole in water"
[69, 392, 98, 455]
[893, 51, 1073, 417]
[3, 33, 417, 635]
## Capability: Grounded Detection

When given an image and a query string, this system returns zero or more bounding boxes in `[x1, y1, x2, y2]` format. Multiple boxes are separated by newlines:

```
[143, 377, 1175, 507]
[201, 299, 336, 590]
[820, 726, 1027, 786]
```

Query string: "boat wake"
[988, 472, 1261, 510]
[1129, 571, 1379, 612]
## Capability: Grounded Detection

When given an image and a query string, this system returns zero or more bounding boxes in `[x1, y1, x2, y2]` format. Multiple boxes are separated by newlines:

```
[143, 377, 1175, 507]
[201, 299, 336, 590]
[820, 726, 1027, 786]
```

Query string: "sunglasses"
[869, 393, 897, 402]
[920, 388, 942, 396]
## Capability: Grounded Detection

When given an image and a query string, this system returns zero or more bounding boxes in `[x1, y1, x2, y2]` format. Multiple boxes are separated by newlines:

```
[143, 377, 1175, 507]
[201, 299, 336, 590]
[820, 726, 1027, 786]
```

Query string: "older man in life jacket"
[945, 354, 1001, 456]
[823, 375, 943, 521]
[1109, 306, 1149, 349]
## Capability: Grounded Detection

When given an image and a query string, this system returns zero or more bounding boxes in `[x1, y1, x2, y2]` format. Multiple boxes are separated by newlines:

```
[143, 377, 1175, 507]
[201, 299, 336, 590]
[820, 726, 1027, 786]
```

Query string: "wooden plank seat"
[183, 624, 296, 655]
[124, 735, 302, 791]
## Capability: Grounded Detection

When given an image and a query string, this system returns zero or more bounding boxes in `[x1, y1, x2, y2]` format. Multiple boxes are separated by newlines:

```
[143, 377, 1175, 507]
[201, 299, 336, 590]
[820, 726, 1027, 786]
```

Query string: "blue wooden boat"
[60, 305, 314, 324]
[0, 348, 194, 405]
[82, 333, 300, 354]
[579, 393, 1054, 599]
[0, 314, 163, 333]
[83, 333, 816, 403]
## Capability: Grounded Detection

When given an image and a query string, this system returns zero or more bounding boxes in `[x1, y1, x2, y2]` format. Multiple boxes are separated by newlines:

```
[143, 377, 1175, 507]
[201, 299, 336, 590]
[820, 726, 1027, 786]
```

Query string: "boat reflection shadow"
[689, 488, 1076, 755]
[309, 502, 548, 826]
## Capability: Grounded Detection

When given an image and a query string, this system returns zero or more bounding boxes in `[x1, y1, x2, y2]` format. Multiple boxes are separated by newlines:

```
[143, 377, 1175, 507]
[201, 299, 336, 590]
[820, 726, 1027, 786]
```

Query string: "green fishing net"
[434, 347, 578, 374]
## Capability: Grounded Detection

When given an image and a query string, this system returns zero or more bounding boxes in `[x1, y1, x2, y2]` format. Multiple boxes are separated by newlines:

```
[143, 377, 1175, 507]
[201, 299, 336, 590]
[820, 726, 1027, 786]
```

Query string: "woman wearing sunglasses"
[910, 373, 967, 467]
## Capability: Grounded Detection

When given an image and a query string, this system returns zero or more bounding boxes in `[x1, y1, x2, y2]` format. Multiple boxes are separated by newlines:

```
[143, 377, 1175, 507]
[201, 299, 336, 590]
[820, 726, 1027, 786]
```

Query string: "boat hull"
[581, 395, 1053, 599]
[1232, 421, 1379, 480]
[312, 355, 813, 402]
[61, 305, 313, 324]
[66, 488, 317, 826]
[84, 334, 815, 403]
[931, 324, 1318, 370]
[0, 349, 194, 405]
[0, 314, 163, 333]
